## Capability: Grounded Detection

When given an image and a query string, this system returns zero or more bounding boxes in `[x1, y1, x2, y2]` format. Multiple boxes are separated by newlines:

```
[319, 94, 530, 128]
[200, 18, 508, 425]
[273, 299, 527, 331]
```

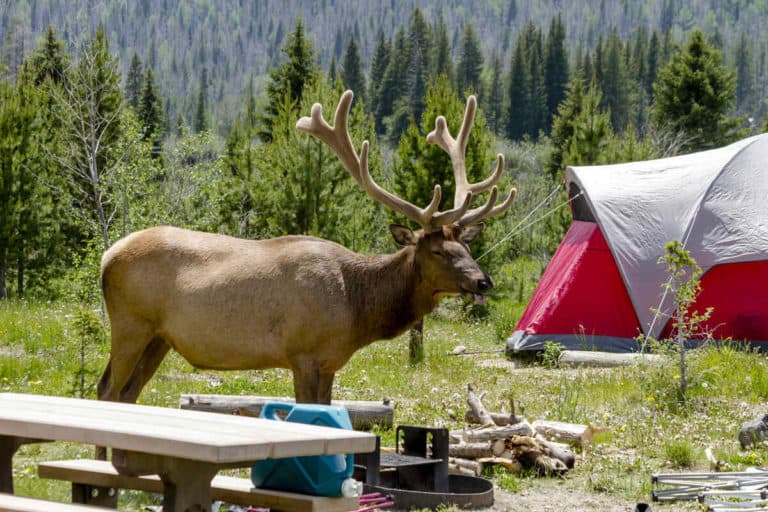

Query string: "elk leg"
[316, 372, 335, 405]
[118, 338, 171, 403]
[292, 362, 319, 404]
[97, 319, 154, 404]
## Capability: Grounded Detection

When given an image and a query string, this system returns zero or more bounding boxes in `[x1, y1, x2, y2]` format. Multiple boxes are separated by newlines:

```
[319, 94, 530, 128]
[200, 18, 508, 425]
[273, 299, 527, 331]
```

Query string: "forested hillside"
[2, 0, 768, 130]
[0, 0, 766, 305]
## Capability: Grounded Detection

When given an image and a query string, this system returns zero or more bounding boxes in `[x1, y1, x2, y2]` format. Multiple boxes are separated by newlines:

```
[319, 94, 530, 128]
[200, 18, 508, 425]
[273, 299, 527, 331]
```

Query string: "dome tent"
[508, 134, 768, 353]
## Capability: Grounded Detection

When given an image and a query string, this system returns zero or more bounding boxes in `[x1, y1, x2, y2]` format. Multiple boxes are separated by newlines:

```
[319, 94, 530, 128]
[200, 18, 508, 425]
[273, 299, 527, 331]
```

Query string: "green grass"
[2, 298, 768, 510]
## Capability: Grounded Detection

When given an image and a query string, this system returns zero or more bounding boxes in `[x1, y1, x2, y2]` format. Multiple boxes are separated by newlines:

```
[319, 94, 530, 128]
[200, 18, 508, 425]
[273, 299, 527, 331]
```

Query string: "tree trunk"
[409, 319, 424, 364]
[0, 260, 6, 299]
[16, 240, 23, 296]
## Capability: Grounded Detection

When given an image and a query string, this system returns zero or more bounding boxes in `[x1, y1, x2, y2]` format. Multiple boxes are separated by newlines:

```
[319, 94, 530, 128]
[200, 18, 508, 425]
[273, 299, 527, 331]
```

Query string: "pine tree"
[594, 35, 604, 86]
[367, 30, 390, 130]
[340, 36, 365, 106]
[544, 14, 569, 132]
[328, 57, 338, 87]
[260, 19, 318, 141]
[376, 28, 409, 135]
[2, 16, 27, 82]
[0, 80, 37, 298]
[487, 54, 504, 134]
[456, 22, 484, 98]
[506, 36, 529, 140]
[652, 29, 744, 152]
[646, 30, 660, 98]
[524, 23, 547, 138]
[601, 29, 629, 131]
[139, 67, 164, 158]
[660, 0, 675, 33]
[125, 52, 143, 110]
[630, 27, 650, 130]
[567, 78, 613, 165]
[26, 25, 68, 87]
[433, 14, 453, 82]
[548, 75, 585, 179]
[194, 67, 208, 133]
[734, 31, 756, 115]
[408, 8, 433, 81]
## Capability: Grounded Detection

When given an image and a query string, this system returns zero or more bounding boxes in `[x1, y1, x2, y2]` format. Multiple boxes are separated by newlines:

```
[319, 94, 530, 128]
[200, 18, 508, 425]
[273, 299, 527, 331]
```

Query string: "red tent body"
[509, 221, 768, 352]
[509, 221, 641, 352]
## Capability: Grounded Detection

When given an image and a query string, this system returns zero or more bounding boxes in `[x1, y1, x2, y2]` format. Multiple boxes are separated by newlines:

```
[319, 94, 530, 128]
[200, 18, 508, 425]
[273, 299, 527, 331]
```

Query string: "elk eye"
[431, 250, 443, 257]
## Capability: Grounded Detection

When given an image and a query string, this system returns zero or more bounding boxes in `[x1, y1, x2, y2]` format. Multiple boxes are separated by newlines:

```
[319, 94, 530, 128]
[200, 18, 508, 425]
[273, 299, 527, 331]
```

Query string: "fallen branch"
[464, 410, 521, 426]
[463, 423, 535, 442]
[467, 384, 495, 427]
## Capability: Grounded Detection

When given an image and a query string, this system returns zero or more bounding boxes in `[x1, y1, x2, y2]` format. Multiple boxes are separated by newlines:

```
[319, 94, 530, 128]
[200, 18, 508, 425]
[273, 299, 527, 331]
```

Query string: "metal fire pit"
[355, 425, 494, 510]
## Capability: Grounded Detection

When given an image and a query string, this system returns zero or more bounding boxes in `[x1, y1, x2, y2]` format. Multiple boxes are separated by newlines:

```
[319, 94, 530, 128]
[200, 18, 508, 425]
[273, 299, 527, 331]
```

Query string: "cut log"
[179, 394, 393, 430]
[466, 384, 495, 426]
[476, 457, 523, 473]
[534, 433, 576, 469]
[448, 463, 476, 477]
[532, 420, 596, 448]
[462, 423, 534, 442]
[449, 442, 493, 459]
[491, 439, 507, 456]
[558, 350, 663, 368]
[449, 430, 463, 444]
[512, 446, 568, 475]
[449, 457, 482, 476]
[447, 439, 506, 458]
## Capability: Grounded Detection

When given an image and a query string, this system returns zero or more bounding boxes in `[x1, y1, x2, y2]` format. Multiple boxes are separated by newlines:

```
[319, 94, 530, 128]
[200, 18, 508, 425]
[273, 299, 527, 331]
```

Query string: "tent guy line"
[478, 185, 580, 261]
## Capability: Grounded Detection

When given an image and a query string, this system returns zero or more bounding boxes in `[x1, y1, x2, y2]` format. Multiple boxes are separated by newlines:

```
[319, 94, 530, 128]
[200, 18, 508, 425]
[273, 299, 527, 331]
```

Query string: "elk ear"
[390, 224, 418, 246]
[458, 223, 484, 244]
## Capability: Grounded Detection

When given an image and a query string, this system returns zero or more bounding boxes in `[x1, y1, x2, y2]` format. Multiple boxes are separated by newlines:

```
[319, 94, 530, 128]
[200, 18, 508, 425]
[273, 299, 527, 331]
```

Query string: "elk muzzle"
[463, 273, 494, 305]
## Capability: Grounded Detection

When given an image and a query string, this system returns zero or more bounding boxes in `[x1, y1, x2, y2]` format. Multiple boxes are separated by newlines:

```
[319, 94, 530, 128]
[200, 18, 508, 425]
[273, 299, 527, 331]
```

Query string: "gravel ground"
[489, 484, 639, 512]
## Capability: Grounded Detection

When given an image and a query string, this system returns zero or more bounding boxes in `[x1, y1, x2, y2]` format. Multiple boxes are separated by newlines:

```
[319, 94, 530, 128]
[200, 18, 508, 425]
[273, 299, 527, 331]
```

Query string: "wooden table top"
[0, 393, 376, 464]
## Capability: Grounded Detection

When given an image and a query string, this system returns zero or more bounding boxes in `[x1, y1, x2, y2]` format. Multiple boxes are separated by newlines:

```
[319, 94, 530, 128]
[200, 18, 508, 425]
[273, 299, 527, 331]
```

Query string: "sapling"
[657, 240, 712, 401]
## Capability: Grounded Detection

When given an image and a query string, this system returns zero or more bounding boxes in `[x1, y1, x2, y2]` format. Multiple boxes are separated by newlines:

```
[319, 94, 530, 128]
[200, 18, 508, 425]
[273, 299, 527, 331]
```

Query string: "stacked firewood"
[447, 385, 595, 477]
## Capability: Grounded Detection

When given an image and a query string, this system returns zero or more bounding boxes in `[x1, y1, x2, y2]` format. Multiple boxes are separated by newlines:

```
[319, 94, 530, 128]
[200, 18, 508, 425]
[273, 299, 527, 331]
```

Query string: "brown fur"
[98, 224, 492, 405]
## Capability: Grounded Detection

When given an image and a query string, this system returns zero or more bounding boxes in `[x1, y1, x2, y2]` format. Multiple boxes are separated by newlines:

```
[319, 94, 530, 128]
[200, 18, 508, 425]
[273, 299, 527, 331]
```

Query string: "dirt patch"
[489, 483, 638, 512]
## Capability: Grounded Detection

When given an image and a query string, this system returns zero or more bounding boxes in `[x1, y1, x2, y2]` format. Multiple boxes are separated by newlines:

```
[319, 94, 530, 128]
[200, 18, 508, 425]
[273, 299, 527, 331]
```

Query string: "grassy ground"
[2, 298, 768, 510]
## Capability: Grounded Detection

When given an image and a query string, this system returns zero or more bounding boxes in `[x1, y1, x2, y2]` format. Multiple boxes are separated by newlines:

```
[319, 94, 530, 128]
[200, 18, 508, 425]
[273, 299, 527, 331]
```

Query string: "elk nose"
[477, 276, 494, 292]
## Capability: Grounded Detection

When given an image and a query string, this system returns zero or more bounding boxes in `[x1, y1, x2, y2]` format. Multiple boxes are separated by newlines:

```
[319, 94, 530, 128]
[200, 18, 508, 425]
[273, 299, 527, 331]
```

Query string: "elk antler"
[296, 90, 473, 232]
[426, 95, 516, 226]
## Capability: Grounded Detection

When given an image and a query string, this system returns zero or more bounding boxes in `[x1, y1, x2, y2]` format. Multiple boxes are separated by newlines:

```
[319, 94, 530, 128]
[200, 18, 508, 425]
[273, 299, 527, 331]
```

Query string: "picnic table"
[0, 393, 376, 511]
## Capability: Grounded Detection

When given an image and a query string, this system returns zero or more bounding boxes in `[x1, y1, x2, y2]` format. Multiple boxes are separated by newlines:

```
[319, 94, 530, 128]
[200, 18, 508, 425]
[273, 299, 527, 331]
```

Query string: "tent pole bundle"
[652, 470, 768, 511]
[508, 134, 768, 355]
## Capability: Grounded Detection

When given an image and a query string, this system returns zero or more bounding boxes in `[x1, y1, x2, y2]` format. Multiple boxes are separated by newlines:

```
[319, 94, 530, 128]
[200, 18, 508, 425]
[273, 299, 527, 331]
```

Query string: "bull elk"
[97, 90, 515, 408]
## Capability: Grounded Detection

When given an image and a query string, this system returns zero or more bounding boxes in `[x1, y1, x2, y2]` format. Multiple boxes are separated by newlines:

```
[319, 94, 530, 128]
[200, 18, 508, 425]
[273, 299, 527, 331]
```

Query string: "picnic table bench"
[0, 393, 376, 512]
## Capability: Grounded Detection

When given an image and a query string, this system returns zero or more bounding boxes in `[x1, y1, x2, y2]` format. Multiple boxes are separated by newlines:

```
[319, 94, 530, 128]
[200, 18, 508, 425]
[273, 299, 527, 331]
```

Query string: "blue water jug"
[250, 402, 355, 497]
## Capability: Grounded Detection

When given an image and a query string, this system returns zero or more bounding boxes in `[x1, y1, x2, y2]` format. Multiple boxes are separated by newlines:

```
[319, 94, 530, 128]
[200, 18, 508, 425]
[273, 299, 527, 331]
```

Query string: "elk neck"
[346, 246, 437, 346]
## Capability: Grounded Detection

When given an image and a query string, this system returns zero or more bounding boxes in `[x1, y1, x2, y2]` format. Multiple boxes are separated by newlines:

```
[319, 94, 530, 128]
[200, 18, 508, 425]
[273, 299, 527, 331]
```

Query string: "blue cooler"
[250, 402, 355, 496]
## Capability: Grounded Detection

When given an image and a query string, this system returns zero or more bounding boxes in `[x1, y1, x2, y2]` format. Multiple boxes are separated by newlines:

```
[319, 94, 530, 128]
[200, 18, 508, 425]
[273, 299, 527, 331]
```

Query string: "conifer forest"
[0, 0, 766, 304]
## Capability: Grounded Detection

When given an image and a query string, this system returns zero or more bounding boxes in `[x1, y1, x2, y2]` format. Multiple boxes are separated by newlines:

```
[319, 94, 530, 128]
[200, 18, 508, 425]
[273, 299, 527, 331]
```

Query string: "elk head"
[296, 90, 516, 305]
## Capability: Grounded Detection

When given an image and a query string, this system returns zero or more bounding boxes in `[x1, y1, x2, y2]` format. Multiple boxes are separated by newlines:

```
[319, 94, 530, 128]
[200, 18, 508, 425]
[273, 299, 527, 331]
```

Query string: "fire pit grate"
[354, 425, 494, 510]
